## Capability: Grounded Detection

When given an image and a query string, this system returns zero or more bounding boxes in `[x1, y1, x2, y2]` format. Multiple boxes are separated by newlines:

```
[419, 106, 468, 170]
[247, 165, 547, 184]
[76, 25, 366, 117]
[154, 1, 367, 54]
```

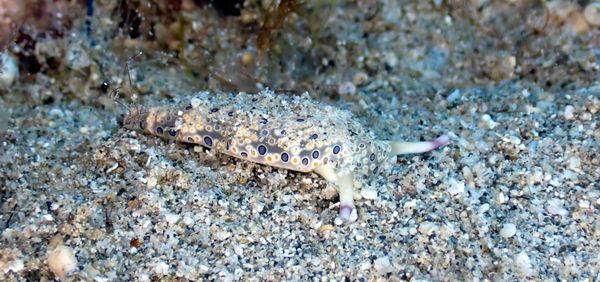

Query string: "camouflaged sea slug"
[123, 90, 448, 220]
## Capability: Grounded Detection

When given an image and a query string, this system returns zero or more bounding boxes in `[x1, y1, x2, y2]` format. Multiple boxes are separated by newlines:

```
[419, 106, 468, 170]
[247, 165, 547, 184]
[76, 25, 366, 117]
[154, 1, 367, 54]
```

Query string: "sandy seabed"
[0, 0, 599, 280]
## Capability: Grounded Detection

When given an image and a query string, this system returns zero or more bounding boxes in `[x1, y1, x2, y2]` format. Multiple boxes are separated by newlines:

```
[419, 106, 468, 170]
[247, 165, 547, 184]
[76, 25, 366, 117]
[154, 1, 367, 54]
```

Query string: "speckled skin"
[123, 90, 448, 220]
[124, 90, 393, 175]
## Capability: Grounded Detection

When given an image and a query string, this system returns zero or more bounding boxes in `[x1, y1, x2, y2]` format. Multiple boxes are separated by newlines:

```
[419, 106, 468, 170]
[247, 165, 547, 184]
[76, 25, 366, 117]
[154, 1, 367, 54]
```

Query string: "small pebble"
[239, 11, 255, 25]
[564, 105, 575, 120]
[0, 51, 18, 87]
[352, 72, 368, 86]
[241, 51, 254, 65]
[384, 52, 398, 69]
[584, 3, 600, 27]
[478, 203, 490, 214]
[373, 256, 393, 275]
[567, 156, 581, 171]
[190, 97, 202, 108]
[334, 217, 344, 226]
[359, 261, 372, 271]
[338, 81, 357, 96]
[153, 261, 169, 275]
[147, 176, 157, 188]
[447, 178, 465, 196]
[579, 112, 592, 121]
[6, 259, 24, 273]
[164, 213, 180, 225]
[42, 214, 54, 222]
[215, 231, 231, 241]
[349, 208, 358, 222]
[546, 198, 568, 216]
[514, 251, 533, 277]
[490, 55, 516, 80]
[446, 89, 461, 102]
[497, 192, 508, 205]
[183, 215, 194, 226]
[319, 224, 334, 233]
[403, 199, 417, 211]
[499, 223, 517, 238]
[47, 245, 78, 279]
[418, 222, 438, 235]
[66, 42, 92, 70]
[578, 200, 590, 209]
[355, 232, 365, 241]
[479, 114, 497, 129]
[360, 188, 377, 200]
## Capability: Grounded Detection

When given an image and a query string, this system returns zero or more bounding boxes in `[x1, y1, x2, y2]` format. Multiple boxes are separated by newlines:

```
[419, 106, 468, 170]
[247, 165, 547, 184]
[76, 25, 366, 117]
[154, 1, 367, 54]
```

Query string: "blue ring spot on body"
[156, 127, 163, 134]
[369, 153, 376, 162]
[281, 152, 289, 162]
[204, 136, 213, 147]
[241, 152, 248, 158]
[258, 145, 267, 155]
[302, 157, 309, 166]
[169, 129, 177, 137]
[333, 145, 341, 154]
[312, 150, 320, 159]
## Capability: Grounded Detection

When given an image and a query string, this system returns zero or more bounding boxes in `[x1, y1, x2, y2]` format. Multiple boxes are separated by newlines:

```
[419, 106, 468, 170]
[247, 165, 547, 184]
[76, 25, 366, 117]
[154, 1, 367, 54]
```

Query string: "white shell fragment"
[500, 223, 517, 238]
[47, 245, 78, 279]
